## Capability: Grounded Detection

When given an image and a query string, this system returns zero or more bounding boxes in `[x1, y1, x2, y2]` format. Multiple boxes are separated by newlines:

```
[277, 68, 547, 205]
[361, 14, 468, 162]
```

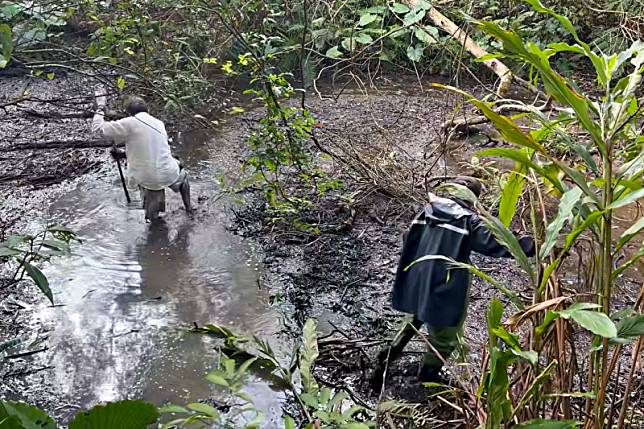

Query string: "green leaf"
[0, 247, 20, 257]
[391, 3, 410, 14]
[487, 298, 504, 333]
[564, 310, 617, 338]
[0, 338, 22, 354]
[414, 28, 436, 45]
[354, 32, 373, 45]
[476, 20, 603, 151]
[403, 10, 425, 27]
[41, 239, 70, 253]
[1, 4, 21, 19]
[205, 372, 229, 387]
[158, 405, 189, 414]
[511, 349, 538, 365]
[46, 72, 55, 81]
[406, 44, 424, 62]
[513, 418, 579, 429]
[540, 210, 606, 291]
[616, 314, 644, 338]
[499, 164, 527, 227]
[478, 147, 563, 193]
[69, 401, 158, 429]
[363, 6, 386, 14]
[560, 302, 601, 314]
[283, 416, 296, 429]
[478, 209, 535, 283]
[23, 262, 53, 305]
[340, 424, 370, 429]
[116, 77, 126, 91]
[433, 84, 547, 155]
[325, 46, 343, 59]
[0, 402, 57, 429]
[358, 14, 378, 27]
[0, 24, 13, 69]
[405, 254, 524, 310]
[523, 0, 581, 42]
[540, 186, 583, 259]
[229, 106, 245, 115]
[608, 188, 644, 210]
[341, 37, 356, 51]
[186, 403, 219, 419]
[491, 326, 521, 351]
[300, 319, 319, 394]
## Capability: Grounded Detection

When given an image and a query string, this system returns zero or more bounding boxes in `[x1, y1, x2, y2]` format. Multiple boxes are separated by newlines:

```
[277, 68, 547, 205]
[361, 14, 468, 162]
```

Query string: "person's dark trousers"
[372, 315, 461, 388]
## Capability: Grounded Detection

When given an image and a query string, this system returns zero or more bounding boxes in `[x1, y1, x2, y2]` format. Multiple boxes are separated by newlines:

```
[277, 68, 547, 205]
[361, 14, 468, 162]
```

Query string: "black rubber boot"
[418, 364, 443, 383]
[370, 366, 385, 392]
[179, 180, 192, 214]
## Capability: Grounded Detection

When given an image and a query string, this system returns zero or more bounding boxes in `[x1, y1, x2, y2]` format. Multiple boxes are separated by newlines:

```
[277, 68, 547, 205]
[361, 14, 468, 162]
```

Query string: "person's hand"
[518, 235, 536, 257]
[110, 147, 126, 160]
[94, 88, 107, 111]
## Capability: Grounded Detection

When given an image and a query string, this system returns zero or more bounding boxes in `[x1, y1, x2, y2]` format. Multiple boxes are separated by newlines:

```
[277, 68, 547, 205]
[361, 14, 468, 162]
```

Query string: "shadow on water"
[29, 131, 285, 425]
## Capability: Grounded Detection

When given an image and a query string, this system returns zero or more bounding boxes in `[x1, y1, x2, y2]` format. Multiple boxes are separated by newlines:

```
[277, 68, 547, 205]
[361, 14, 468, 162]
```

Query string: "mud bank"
[230, 82, 643, 409]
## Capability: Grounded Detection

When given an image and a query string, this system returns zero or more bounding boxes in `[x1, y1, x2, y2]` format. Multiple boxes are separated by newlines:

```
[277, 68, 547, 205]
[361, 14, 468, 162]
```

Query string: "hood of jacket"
[424, 194, 474, 225]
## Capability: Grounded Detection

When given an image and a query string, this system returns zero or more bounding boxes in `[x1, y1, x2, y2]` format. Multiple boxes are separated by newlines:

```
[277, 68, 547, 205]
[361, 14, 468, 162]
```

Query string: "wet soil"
[229, 81, 643, 412]
[229, 84, 542, 402]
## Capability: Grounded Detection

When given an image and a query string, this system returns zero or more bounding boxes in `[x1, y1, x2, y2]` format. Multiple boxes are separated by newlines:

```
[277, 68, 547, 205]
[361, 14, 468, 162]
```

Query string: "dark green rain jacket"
[391, 196, 534, 329]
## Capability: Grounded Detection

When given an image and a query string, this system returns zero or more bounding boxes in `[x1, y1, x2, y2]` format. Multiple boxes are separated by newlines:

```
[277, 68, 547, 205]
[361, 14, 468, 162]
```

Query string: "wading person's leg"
[169, 169, 192, 213]
[371, 315, 423, 389]
[140, 187, 165, 222]
[418, 324, 461, 382]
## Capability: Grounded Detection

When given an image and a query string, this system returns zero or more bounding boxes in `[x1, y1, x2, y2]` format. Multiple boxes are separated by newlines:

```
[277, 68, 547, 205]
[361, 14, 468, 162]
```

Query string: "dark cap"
[449, 176, 482, 198]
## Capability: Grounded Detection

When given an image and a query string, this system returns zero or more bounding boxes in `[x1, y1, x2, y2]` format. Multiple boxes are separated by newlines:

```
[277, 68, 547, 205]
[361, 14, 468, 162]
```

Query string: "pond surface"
[21, 133, 285, 425]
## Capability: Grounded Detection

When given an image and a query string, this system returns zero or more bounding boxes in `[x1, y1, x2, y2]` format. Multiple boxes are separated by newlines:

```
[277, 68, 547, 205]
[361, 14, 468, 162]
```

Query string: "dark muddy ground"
[229, 82, 643, 415]
[1, 71, 642, 425]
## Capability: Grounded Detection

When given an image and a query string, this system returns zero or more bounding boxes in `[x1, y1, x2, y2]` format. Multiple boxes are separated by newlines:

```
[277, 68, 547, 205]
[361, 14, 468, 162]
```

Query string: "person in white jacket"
[92, 95, 192, 221]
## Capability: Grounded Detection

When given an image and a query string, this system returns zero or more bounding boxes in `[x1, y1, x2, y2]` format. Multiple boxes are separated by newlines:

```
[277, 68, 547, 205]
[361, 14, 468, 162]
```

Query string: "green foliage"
[0, 0, 69, 61]
[1, 320, 374, 429]
[498, 163, 527, 227]
[434, 2, 644, 427]
[0, 400, 157, 429]
[0, 226, 77, 305]
[192, 319, 373, 429]
[0, 401, 57, 429]
[69, 401, 159, 429]
[217, 35, 344, 223]
[0, 23, 12, 68]
[299, 319, 319, 394]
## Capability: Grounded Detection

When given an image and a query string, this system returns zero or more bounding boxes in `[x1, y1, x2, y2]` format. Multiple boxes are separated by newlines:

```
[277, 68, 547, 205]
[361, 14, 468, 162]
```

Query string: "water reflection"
[21, 173, 283, 422]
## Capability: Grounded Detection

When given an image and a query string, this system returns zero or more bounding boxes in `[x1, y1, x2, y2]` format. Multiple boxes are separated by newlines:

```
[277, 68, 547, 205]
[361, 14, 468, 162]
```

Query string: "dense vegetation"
[1, 1, 643, 428]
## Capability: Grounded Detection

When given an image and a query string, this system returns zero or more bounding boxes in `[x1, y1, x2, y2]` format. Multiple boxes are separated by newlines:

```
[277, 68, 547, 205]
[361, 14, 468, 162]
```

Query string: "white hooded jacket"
[92, 112, 180, 190]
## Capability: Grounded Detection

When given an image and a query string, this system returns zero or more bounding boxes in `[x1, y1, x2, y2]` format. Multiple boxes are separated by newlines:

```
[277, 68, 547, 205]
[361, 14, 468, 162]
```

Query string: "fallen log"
[17, 108, 121, 120]
[403, 0, 513, 96]
[4, 139, 121, 151]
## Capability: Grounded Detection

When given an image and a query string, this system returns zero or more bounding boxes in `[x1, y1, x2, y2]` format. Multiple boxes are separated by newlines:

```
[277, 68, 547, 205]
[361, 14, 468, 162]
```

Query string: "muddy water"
[28, 134, 284, 424]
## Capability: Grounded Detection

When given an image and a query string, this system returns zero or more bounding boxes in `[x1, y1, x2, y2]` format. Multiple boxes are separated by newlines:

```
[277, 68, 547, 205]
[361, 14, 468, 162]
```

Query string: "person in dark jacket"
[372, 177, 535, 387]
